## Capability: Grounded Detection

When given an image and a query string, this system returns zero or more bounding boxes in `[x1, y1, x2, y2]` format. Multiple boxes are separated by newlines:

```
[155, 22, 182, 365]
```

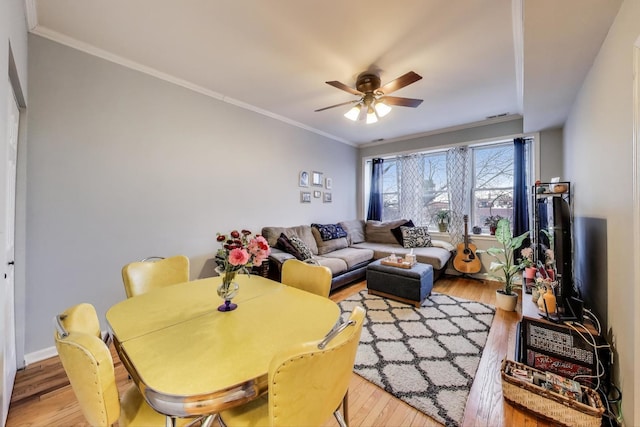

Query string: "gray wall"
[26, 35, 358, 355]
[563, 1, 638, 423]
[538, 128, 563, 181]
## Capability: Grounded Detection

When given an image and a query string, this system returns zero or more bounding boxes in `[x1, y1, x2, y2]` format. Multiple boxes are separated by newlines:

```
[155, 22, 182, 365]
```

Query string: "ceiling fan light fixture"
[374, 100, 392, 118]
[366, 105, 378, 124]
[344, 104, 361, 121]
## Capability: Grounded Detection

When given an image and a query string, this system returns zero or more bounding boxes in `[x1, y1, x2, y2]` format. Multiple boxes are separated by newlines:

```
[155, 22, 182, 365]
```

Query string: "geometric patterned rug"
[338, 290, 495, 427]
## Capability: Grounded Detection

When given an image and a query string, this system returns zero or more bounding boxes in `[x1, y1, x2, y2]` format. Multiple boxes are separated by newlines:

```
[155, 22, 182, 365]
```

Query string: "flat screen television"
[552, 196, 575, 312]
[536, 196, 576, 315]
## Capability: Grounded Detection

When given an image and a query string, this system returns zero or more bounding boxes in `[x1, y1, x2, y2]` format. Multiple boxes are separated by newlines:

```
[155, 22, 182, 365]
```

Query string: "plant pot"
[495, 290, 518, 311]
[489, 225, 497, 235]
[438, 223, 448, 232]
[523, 267, 537, 279]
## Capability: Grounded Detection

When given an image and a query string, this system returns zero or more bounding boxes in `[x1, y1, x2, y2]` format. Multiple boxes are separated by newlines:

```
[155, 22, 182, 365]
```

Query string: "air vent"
[372, 138, 385, 142]
[486, 113, 509, 119]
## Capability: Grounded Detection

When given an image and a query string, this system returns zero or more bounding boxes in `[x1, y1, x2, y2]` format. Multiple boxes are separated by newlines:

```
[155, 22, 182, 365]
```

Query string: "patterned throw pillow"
[391, 220, 414, 245]
[311, 223, 348, 241]
[288, 235, 314, 260]
[276, 233, 304, 260]
[401, 226, 433, 248]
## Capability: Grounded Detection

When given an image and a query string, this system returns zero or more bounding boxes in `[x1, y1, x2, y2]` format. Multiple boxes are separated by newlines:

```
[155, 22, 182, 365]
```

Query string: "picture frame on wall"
[325, 178, 332, 189]
[312, 171, 323, 187]
[299, 171, 309, 187]
[313, 190, 321, 198]
[300, 191, 311, 203]
[323, 192, 332, 203]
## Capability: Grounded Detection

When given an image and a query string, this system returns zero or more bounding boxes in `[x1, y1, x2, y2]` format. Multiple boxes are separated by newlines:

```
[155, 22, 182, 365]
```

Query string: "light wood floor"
[6, 276, 552, 427]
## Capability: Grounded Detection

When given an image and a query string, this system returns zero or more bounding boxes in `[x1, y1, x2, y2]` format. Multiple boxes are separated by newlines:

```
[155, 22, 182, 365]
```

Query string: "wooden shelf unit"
[517, 295, 609, 387]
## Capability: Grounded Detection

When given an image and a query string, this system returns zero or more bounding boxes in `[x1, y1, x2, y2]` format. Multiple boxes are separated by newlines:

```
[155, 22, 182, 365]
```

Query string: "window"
[472, 143, 514, 232]
[380, 152, 449, 228]
[370, 138, 530, 233]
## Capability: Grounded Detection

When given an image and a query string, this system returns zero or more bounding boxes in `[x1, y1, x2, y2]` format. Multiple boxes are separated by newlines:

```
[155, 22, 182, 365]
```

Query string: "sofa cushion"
[313, 256, 348, 276]
[391, 220, 414, 245]
[338, 220, 366, 244]
[351, 241, 452, 270]
[365, 219, 409, 244]
[276, 233, 304, 260]
[261, 225, 318, 255]
[289, 236, 314, 260]
[268, 248, 295, 264]
[311, 223, 348, 241]
[322, 247, 374, 269]
[401, 226, 433, 248]
[311, 228, 349, 255]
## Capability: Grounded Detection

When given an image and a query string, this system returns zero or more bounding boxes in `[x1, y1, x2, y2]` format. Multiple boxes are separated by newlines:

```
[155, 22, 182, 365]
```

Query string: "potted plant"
[484, 215, 503, 235]
[518, 247, 536, 280]
[486, 218, 530, 311]
[433, 209, 451, 232]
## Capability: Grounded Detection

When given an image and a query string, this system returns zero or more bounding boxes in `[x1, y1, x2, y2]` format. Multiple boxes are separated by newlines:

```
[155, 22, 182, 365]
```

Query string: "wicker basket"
[501, 359, 604, 427]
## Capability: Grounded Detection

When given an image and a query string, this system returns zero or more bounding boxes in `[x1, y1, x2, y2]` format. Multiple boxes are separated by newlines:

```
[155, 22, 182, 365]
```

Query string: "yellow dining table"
[106, 274, 340, 421]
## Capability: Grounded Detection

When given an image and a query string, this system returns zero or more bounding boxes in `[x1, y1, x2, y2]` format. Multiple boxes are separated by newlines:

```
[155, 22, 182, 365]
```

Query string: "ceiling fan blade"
[379, 71, 422, 94]
[325, 81, 364, 96]
[381, 96, 423, 108]
[314, 100, 359, 112]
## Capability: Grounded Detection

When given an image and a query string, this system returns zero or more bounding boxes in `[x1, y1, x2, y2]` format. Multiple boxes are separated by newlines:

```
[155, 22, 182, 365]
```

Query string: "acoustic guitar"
[453, 215, 482, 274]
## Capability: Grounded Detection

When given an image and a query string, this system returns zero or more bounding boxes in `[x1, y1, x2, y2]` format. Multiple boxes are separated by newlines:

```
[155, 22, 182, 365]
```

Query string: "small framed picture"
[299, 171, 309, 187]
[325, 178, 332, 190]
[313, 190, 321, 198]
[300, 191, 311, 203]
[323, 192, 332, 203]
[312, 171, 323, 187]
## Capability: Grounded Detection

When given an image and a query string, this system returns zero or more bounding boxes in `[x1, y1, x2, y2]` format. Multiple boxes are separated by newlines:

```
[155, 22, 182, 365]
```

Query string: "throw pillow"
[401, 226, 433, 248]
[391, 220, 415, 245]
[311, 223, 348, 241]
[312, 228, 349, 255]
[338, 220, 365, 244]
[288, 235, 314, 260]
[276, 233, 304, 260]
[366, 219, 409, 244]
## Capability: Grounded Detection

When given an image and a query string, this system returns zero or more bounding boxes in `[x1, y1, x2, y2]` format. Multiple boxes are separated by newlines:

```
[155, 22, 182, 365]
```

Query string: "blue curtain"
[513, 138, 529, 247]
[367, 158, 384, 221]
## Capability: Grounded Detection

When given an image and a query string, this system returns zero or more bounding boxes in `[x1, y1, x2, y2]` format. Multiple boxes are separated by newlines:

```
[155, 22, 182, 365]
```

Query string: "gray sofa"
[261, 219, 454, 291]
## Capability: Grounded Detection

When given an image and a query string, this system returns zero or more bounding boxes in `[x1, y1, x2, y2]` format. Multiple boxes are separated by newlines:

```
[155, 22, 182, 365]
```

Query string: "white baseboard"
[23, 329, 110, 367]
[24, 346, 57, 366]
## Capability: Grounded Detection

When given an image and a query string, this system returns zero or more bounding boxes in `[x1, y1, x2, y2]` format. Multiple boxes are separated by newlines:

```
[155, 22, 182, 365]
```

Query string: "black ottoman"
[366, 259, 434, 307]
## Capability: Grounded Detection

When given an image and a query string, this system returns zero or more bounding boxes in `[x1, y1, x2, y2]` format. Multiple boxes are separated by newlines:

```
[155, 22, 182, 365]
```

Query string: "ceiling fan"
[315, 71, 423, 124]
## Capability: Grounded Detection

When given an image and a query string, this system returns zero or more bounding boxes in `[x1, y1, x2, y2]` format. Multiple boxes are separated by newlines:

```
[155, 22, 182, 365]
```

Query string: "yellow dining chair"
[218, 306, 366, 427]
[121, 255, 190, 298]
[53, 304, 200, 427]
[281, 258, 332, 298]
[57, 302, 102, 338]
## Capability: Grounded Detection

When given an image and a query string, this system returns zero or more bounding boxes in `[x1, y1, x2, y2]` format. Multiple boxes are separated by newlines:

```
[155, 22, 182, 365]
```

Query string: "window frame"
[362, 135, 537, 236]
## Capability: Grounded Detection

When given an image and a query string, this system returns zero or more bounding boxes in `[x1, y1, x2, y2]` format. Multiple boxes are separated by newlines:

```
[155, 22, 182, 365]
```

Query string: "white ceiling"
[26, 0, 621, 146]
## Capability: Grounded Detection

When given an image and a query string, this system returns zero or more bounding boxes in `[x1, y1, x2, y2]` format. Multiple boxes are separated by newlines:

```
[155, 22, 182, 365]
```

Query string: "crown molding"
[512, 0, 524, 113]
[24, 0, 38, 30]
[28, 25, 353, 147]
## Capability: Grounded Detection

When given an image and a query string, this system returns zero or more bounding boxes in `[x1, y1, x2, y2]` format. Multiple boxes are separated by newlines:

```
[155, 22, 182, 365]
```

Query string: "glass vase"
[215, 267, 239, 312]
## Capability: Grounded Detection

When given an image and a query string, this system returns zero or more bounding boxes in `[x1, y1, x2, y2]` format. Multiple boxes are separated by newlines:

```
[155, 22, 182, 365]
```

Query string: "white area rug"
[338, 290, 495, 426]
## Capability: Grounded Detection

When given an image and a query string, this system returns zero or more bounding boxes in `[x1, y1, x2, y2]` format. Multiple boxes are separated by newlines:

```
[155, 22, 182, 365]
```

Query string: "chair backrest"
[281, 259, 332, 298]
[57, 302, 102, 338]
[54, 305, 121, 427]
[121, 255, 190, 298]
[267, 306, 365, 426]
